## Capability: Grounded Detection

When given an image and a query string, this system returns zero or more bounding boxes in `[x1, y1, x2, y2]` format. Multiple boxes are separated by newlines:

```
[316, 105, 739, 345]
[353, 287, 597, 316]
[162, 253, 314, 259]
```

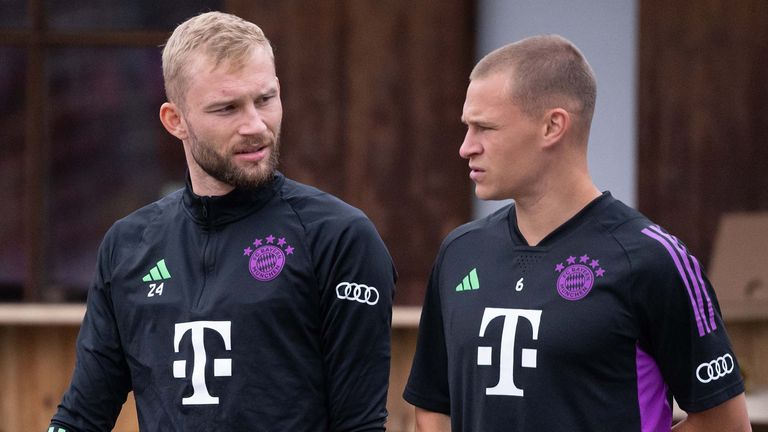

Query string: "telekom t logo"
[173, 321, 232, 405]
[477, 308, 542, 397]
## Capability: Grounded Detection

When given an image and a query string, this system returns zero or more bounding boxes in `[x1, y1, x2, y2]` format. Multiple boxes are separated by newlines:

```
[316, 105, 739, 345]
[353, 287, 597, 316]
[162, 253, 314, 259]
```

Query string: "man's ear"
[159, 102, 188, 140]
[542, 108, 570, 148]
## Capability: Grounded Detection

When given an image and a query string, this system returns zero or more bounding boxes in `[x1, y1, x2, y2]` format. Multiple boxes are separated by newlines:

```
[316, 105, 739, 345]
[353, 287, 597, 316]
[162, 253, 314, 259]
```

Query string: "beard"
[187, 125, 281, 191]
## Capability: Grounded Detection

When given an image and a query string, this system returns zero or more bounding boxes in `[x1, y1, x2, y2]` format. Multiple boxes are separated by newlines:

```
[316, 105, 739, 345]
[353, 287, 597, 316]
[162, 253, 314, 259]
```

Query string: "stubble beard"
[188, 126, 281, 191]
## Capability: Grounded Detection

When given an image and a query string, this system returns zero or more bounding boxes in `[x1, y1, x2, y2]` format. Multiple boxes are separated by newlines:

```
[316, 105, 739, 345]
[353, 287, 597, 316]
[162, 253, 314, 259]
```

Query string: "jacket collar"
[182, 171, 283, 228]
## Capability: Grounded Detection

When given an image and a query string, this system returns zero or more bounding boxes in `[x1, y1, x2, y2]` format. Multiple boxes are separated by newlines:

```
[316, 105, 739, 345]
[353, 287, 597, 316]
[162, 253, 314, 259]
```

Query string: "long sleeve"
[313, 214, 396, 431]
[50, 235, 132, 431]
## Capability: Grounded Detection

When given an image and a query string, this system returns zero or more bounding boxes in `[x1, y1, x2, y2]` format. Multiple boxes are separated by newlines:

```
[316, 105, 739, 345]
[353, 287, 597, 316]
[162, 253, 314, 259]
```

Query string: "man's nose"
[238, 105, 268, 136]
[459, 129, 480, 159]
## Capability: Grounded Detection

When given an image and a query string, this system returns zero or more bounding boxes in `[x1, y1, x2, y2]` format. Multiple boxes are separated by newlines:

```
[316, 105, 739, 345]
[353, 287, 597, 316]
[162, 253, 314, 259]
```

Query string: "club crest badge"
[243, 234, 295, 281]
[554, 254, 605, 301]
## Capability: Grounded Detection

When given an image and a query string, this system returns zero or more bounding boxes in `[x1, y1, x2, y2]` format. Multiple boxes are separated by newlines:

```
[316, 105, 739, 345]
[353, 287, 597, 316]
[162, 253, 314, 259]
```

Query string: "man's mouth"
[469, 165, 484, 181]
[234, 145, 269, 162]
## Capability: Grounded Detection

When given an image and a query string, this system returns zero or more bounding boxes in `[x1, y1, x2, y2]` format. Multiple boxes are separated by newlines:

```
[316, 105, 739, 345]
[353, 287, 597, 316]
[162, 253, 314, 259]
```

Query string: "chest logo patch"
[243, 234, 294, 281]
[554, 254, 605, 301]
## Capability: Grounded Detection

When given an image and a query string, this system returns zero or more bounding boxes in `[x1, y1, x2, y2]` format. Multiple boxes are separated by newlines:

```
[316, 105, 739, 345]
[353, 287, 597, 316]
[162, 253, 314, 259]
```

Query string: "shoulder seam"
[277, 188, 323, 289]
[592, 213, 645, 337]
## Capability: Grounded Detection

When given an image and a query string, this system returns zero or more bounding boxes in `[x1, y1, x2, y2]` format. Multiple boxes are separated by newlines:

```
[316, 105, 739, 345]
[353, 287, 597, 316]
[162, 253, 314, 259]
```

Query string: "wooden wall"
[230, 0, 475, 304]
[638, 0, 768, 265]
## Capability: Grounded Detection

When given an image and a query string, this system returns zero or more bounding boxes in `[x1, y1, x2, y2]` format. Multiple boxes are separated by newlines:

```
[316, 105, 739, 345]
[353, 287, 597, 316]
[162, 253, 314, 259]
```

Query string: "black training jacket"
[50, 172, 396, 432]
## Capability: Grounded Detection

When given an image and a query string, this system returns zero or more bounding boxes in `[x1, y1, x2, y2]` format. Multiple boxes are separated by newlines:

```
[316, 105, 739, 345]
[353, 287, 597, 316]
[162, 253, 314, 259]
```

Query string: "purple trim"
[636, 344, 672, 432]
[641, 227, 708, 336]
[690, 252, 717, 331]
[648, 225, 716, 334]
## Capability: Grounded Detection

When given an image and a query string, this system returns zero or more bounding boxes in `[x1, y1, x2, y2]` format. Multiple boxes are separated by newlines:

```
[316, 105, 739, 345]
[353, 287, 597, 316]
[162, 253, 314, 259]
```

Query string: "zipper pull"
[201, 198, 210, 220]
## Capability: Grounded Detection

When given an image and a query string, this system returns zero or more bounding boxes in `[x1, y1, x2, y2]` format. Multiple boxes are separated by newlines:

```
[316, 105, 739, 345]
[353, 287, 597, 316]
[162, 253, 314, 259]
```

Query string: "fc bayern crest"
[242, 234, 295, 281]
[554, 254, 605, 301]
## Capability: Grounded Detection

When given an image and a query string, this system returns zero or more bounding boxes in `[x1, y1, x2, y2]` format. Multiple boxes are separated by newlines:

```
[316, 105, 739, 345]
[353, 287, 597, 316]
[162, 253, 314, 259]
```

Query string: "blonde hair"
[471, 34, 596, 126]
[162, 11, 274, 107]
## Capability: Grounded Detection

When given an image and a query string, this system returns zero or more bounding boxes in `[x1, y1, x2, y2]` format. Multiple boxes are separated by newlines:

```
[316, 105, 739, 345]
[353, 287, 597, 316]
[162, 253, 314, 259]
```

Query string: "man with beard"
[47, 12, 396, 432]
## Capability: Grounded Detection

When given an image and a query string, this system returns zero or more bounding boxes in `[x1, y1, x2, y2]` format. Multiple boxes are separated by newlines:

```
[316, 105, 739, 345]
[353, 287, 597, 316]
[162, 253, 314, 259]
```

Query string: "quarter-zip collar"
[182, 171, 284, 228]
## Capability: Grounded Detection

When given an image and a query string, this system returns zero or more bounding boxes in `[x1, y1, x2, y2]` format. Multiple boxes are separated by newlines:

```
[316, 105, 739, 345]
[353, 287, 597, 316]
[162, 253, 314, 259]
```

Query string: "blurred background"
[1, 0, 767, 430]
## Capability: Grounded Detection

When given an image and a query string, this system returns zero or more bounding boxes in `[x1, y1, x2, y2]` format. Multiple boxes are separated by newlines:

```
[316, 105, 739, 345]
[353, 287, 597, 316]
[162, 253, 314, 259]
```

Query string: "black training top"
[404, 192, 743, 431]
[50, 172, 396, 432]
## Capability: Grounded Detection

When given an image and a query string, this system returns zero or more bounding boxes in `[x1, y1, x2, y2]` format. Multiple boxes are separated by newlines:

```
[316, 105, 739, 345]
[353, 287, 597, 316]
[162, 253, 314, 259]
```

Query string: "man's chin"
[474, 188, 511, 202]
[227, 167, 276, 190]
[474, 186, 494, 201]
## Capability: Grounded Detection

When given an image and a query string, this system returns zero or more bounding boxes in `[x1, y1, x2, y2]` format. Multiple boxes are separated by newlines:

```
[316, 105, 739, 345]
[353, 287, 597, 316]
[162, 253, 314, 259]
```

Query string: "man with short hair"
[404, 35, 750, 431]
[48, 11, 395, 431]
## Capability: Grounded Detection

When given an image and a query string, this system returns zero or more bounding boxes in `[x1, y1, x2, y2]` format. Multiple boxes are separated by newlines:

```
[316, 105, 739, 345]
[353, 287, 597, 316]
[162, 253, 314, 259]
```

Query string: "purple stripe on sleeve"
[647, 225, 716, 335]
[690, 253, 717, 331]
[636, 344, 672, 432]
[641, 227, 707, 336]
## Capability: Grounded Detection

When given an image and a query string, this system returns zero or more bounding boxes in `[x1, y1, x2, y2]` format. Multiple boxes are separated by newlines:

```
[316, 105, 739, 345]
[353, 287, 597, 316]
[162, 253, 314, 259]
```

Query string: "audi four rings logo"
[696, 354, 735, 383]
[336, 282, 379, 305]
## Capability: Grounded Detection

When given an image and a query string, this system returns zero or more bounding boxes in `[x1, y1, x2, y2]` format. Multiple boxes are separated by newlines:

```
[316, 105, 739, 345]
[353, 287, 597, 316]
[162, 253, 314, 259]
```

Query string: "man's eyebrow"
[203, 85, 279, 109]
[260, 86, 278, 97]
[461, 112, 476, 124]
[203, 98, 237, 110]
[461, 114, 485, 125]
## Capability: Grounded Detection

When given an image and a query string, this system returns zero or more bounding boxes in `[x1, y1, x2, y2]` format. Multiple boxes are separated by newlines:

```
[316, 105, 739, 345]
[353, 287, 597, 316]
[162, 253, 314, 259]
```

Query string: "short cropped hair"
[162, 11, 274, 107]
[471, 35, 596, 125]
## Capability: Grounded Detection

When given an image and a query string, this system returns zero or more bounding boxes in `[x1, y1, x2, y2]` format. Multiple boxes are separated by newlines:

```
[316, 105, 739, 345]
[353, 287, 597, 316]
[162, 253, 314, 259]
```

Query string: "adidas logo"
[456, 268, 480, 292]
[142, 259, 172, 282]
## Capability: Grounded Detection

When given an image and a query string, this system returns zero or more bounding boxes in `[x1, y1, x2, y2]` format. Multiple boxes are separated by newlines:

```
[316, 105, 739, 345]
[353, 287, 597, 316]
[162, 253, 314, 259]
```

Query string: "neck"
[514, 175, 601, 246]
